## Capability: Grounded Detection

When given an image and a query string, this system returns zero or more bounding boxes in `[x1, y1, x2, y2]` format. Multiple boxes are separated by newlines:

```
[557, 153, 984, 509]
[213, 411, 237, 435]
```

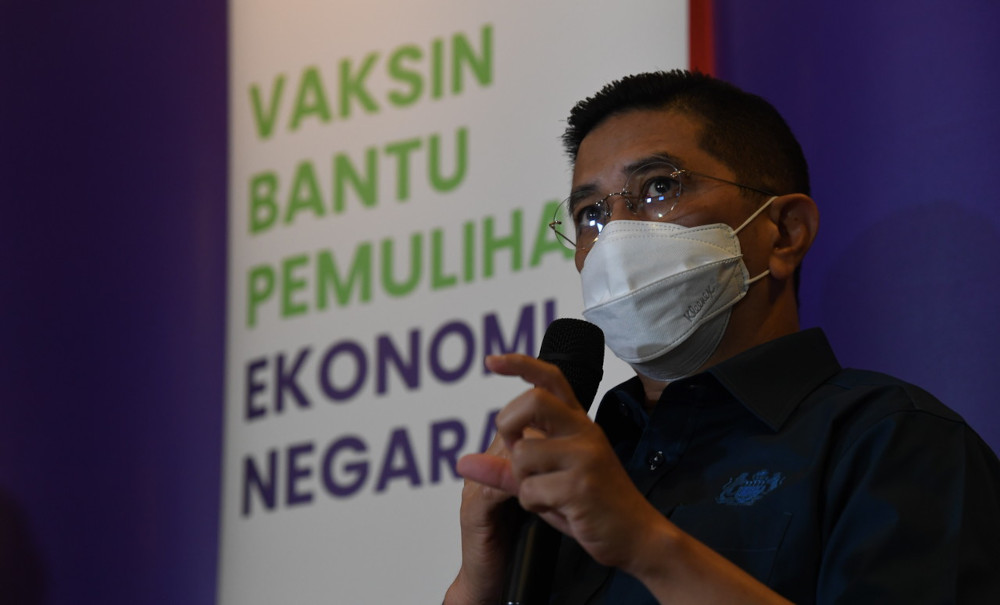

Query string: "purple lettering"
[286, 442, 315, 506]
[375, 427, 421, 492]
[429, 321, 474, 383]
[319, 341, 367, 401]
[429, 419, 466, 483]
[376, 329, 420, 394]
[245, 357, 269, 421]
[276, 348, 312, 412]
[242, 449, 277, 516]
[321, 435, 369, 498]
[483, 302, 535, 360]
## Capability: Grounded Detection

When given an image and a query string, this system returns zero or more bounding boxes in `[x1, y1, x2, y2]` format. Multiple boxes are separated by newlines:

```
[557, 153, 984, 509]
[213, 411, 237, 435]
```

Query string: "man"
[444, 71, 1000, 604]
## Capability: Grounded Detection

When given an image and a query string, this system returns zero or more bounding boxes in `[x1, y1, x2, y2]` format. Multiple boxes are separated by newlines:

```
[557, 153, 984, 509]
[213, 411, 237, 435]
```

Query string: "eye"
[573, 203, 604, 228]
[641, 176, 680, 201]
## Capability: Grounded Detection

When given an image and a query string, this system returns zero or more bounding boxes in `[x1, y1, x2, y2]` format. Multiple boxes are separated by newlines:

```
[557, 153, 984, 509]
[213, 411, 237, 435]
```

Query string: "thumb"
[457, 453, 519, 495]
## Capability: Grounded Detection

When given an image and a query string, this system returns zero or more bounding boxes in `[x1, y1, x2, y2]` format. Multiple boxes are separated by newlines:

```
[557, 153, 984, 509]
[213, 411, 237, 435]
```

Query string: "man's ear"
[766, 193, 819, 281]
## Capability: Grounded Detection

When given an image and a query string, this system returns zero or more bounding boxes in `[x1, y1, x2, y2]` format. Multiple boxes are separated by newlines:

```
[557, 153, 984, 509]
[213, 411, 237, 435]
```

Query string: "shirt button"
[647, 450, 665, 470]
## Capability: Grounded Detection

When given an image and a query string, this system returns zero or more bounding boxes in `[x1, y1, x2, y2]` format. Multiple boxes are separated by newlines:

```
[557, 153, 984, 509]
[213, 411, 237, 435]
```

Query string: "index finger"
[485, 354, 580, 410]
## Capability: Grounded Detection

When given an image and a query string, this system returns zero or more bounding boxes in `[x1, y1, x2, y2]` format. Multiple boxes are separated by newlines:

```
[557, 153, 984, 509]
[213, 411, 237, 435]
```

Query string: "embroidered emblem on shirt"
[716, 470, 785, 506]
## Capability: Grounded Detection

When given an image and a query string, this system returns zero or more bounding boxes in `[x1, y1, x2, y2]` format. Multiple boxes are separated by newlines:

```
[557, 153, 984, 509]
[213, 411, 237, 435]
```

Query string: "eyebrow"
[569, 151, 686, 209]
[623, 152, 686, 175]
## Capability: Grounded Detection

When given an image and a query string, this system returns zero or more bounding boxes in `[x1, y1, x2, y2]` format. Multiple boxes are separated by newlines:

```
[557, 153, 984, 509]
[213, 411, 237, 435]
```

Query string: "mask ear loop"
[747, 269, 770, 284]
[733, 196, 777, 235]
[734, 196, 778, 284]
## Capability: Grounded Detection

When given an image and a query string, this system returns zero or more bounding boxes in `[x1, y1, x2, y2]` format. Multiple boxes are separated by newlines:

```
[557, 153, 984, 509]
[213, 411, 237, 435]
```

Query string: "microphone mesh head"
[537, 318, 605, 412]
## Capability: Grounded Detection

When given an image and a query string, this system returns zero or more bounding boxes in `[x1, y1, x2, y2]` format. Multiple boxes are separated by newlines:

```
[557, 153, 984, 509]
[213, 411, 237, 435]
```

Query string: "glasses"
[549, 160, 776, 251]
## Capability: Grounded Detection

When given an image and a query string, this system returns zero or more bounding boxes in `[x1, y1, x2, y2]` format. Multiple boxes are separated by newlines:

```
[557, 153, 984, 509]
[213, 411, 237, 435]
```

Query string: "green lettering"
[249, 75, 285, 140]
[284, 161, 326, 225]
[381, 233, 423, 297]
[431, 228, 458, 289]
[429, 127, 468, 192]
[384, 138, 422, 201]
[483, 210, 523, 278]
[289, 66, 333, 131]
[431, 38, 445, 99]
[387, 45, 424, 107]
[463, 220, 475, 283]
[339, 53, 380, 118]
[249, 171, 279, 234]
[247, 264, 275, 328]
[281, 254, 309, 318]
[334, 148, 378, 213]
[316, 245, 373, 309]
[452, 24, 493, 94]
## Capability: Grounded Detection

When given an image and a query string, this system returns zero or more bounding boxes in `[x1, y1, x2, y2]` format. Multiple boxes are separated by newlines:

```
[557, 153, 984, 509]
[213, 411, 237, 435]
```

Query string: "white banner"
[222, 2, 688, 602]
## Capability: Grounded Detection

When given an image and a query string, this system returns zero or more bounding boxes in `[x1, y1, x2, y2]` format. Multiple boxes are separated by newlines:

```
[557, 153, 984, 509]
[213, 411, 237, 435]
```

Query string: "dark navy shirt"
[549, 328, 1000, 604]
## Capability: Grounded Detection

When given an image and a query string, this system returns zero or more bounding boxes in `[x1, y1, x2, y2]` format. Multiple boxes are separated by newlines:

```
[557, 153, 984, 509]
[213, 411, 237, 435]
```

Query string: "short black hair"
[563, 70, 810, 197]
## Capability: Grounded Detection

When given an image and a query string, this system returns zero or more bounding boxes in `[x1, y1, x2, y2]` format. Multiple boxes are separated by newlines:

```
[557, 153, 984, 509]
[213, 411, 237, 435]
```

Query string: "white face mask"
[580, 197, 775, 381]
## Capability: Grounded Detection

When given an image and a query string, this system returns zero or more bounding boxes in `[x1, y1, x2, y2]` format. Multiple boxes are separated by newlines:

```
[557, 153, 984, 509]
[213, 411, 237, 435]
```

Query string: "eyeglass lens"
[551, 161, 683, 250]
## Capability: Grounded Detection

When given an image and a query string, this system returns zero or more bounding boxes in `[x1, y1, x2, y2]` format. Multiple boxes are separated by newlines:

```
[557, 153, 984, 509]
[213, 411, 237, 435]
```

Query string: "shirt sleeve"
[818, 402, 1000, 604]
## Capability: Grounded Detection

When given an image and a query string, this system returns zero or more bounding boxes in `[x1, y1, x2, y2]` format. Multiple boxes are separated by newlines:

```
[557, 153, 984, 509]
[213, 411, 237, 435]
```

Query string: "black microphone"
[500, 318, 604, 605]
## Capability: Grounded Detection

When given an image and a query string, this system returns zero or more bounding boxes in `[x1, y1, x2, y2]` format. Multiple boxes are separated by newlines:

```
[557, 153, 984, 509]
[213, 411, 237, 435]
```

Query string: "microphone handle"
[498, 317, 604, 605]
[500, 510, 561, 605]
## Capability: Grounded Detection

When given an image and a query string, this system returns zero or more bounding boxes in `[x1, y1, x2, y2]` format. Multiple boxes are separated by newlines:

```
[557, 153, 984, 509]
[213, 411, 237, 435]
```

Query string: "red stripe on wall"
[689, 0, 715, 74]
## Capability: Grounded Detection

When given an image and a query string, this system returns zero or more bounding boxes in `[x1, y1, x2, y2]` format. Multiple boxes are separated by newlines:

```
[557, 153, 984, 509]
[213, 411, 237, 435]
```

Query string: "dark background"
[2, 2, 226, 603]
[2, 1, 997, 603]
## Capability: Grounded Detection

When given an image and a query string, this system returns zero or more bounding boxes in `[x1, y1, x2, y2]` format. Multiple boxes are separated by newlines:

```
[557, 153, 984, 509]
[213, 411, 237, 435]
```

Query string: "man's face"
[570, 108, 768, 273]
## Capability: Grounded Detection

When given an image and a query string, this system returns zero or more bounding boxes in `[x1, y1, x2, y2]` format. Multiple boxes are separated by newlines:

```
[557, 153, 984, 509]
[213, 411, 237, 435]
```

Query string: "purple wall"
[1, 2, 997, 604]
[715, 0, 1000, 454]
[1, 2, 226, 604]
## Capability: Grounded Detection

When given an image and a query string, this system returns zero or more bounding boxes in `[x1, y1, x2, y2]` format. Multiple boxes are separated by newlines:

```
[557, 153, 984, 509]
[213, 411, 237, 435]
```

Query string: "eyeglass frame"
[548, 158, 778, 251]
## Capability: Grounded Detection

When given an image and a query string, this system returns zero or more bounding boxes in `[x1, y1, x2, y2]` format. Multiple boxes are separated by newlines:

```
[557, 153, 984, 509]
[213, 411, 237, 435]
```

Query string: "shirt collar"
[707, 328, 842, 431]
[601, 328, 842, 433]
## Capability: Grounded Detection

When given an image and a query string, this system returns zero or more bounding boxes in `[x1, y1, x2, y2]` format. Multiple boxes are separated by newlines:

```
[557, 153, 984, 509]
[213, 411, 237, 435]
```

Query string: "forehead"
[572, 108, 717, 189]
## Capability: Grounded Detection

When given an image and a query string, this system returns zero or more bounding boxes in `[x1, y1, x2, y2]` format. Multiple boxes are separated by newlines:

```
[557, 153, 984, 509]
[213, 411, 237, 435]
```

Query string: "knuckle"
[517, 480, 548, 513]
